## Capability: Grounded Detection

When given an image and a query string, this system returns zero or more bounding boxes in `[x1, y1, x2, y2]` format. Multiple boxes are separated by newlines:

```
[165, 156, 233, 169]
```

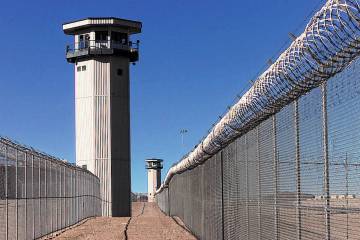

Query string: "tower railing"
[66, 40, 139, 55]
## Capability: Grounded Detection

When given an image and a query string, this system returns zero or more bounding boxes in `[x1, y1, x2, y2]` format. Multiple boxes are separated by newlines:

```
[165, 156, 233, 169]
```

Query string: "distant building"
[315, 194, 356, 200]
[131, 192, 148, 202]
[146, 159, 163, 202]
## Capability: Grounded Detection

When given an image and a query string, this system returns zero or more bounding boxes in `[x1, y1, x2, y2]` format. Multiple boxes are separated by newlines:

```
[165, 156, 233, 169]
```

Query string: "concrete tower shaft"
[63, 17, 142, 217]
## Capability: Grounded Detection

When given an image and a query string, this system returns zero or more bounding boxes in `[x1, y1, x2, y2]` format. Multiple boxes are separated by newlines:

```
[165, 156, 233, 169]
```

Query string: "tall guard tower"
[63, 18, 142, 216]
[146, 158, 163, 202]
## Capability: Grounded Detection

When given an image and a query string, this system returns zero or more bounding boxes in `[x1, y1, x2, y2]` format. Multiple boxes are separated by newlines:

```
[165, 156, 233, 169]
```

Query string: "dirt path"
[48, 202, 196, 240]
[126, 202, 196, 240]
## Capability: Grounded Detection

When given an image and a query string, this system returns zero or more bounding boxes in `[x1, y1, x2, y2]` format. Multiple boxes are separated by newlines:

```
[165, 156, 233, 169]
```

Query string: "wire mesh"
[156, 57, 360, 239]
[0, 137, 101, 240]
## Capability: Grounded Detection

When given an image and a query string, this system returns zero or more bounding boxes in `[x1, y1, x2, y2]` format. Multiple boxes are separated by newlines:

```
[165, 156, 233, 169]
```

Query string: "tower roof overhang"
[63, 17, 142, 35]
[146, 158, 163, 163]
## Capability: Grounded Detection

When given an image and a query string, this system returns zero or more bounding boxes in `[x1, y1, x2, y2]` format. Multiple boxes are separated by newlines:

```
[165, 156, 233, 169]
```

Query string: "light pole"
[180, 129, 188, 148]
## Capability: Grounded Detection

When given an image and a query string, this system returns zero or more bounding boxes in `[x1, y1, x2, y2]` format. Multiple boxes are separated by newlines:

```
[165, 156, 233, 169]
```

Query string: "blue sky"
[0, 0, 325, 192]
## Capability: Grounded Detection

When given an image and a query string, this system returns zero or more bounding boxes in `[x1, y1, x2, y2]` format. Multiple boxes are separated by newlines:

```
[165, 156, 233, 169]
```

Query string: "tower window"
[117, 69, 123, 76]
[112, 31, 128, 44]
[82, 65, 87, 71]
[96, 31, 108, 41]
[82, 164, 87, 170]
[77, 66, 81, 72]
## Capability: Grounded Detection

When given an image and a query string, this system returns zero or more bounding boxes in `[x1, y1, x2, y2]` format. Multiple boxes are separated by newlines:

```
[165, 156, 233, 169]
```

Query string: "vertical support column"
[220, 151, 225, 240]
[31, 155, 35, 239]
[63, 166, 65, 227]
[38, 156, 41, 237]
[31, 154, 35, 239]
[345, 154, 349, 239]
[24, 152, 27, 238]
[168, 185, 171, 216]
[272, 115, 279, 240]
[58, 165, 61, 229]
[64, 166, 67, 227]
[294, 100, 301, 240]
[44, 158, 47, 234]
[322, 83, 331, 240]
[245, 135, 250, 240]
[49, 161, 53, 232]
[80, 171, 83, 220]
[53, 160, 59, 231]
[92, 174, 94, 217]
[70, 169, 73, 223]
[5, 145, 8, 240]
[75, 170, 79, 222]
[15, 149, 18, 240]
[257, 127, 261, 239]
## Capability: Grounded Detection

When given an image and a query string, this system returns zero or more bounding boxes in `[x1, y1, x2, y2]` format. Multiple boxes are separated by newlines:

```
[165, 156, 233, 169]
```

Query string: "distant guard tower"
[146, 158, 163, 202]
[63, 18, 142, 217]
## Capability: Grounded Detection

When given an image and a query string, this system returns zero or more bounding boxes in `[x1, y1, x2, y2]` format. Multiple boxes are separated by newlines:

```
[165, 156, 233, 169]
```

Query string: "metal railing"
[65, 40, 140, 55]
[0, 137, 101, 240]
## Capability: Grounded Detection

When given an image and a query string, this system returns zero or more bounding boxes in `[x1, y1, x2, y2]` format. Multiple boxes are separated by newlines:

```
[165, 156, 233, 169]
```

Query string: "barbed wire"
[158, 0, 360, 194]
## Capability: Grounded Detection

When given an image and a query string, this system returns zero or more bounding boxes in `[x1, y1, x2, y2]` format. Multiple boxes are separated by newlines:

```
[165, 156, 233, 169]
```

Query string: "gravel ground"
[48, 202, 196, 240]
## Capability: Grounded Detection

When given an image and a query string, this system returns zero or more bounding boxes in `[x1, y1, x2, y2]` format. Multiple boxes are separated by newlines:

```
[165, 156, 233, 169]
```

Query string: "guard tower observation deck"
[64, 17, 141, 63]
[146, 158, 164, 170]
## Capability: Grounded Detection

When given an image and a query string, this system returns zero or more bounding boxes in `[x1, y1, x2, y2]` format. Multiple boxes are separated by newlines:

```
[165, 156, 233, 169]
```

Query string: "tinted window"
[95, 31, 108, 41]
[112, 31, 127, 44]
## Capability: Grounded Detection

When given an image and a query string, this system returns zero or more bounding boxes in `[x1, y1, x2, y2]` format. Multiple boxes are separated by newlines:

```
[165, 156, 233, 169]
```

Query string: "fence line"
[156, 0, 360, 238]
[0, 137, 101, 240]
[157, 56, 360, 239]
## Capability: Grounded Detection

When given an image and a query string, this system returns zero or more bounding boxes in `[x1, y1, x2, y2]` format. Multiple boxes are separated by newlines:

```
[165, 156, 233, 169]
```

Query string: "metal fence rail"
[157, 56, 360, 239]
[0, 137, 101, 240]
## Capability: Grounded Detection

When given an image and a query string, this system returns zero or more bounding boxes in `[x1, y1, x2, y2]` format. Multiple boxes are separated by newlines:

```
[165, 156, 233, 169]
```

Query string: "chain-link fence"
[157, 55, 360, 239]
[0, 137, 101, 240]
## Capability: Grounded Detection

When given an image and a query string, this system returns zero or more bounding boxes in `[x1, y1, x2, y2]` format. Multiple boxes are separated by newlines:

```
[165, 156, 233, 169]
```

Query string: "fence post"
[245, 135, 250, 240]
[322, 82, 331, 240]
[50, 161, 53, 232]
[76, 170, 78, 222]
[273, 115, 279, 240]
[72, 169, 74, 222]
[63, 166, 65, 227]
[32, 154, 35, 239]
[38, 156, 41, 237]
[168, 185, 170, 216]
[15, 149, 18, 240]
[294, 100, 301, 240]
[45, 158, 47, 234]
[257, 127, 261, 239]
[64, 166, 66, 227]
[5, 145, 8, 240]
[220, 151, 225, 240]
[55, 161, 58, 230]
[24, 152, 27, 238]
